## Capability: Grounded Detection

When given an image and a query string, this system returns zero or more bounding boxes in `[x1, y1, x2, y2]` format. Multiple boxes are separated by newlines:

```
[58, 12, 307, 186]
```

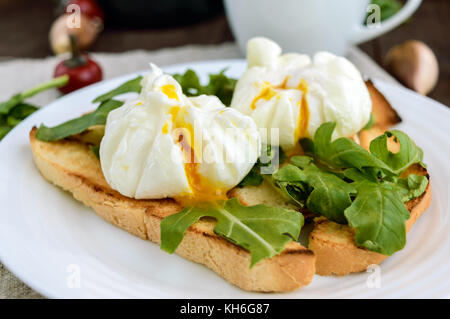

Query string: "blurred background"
[0, 0, 448, 104]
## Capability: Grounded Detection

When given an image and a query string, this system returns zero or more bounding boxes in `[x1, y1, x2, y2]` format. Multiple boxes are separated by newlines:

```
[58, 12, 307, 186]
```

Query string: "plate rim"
[0, 58, 449, 299]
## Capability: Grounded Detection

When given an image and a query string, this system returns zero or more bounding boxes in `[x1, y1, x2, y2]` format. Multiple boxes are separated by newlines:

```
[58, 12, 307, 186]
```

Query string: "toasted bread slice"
[29, 127, 315, 292]
[233, 132, 431, 277]
[229, 180, 297, 210]
[365, 80, 402, 129]
[229, 180, 316, 221]
[310, 164, 431, 276]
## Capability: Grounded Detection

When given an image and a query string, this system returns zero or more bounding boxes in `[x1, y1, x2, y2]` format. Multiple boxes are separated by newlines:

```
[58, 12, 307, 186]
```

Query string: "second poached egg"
[230, 37, 372, 151]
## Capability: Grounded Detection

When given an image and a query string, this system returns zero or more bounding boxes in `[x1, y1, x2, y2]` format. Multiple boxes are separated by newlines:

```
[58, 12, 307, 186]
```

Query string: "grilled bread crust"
[29, 128, 315, 292]
[234, 127, 431, 277]
[309, 167, 431, 276]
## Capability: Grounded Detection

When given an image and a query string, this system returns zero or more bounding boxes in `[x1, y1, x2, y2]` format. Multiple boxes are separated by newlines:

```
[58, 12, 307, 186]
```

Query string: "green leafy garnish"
[238, 145, 286, 187]
[37, 75, 144, 143]
[92, 76, 143, 103]
[35, 69, 238, 143]
[370, 130, 426, 175]
[0, 76, 68, 141]
[394, 174, 429, 203]
[0, 126, 12, 140]
[160, 198, 303, 267]
[344, 180, 410, 255]
[36, 100, 123, 141]
[274, 159, 356, 224]
[172, 69, 202, 96]
[4, 103, 38, 127]
[275, 122, 428, 255]
[238, 168, 264, 187]
[173, 69, 237, 106]
[0, 75, 68, 115]
[306, 122, 394, 174]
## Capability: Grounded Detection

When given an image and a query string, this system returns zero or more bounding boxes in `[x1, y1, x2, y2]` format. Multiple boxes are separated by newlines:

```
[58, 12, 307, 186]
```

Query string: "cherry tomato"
[65, 0, 105, 22]
[54, 54, 102, 94]
[54, 35, 102, 94]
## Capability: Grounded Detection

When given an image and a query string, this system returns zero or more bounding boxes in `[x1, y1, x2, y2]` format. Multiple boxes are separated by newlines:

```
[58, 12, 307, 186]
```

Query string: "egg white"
[100, 64, 260, 202]
[231, 37, 372, 151]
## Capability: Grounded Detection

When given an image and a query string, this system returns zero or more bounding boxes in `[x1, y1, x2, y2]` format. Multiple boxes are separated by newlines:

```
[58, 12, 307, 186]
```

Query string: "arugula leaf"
[35, 76, 141, 142]
[278, 123, 429, 255]
[5, 103, 39, 128]
[274, 159, 356, 224]
[0, 77, 67, 141]
[202, 70, 237, 106]
[92, 76, 143, 103]
[238, 167, 263, 187]
[0, 76, 68, 115]
[370, 130, 425, 175]
[33, 69, 237, 143]
[173, 69, 202, 96]
[344, 180, 410, 255]
[0, 125, 12, 140]
[172, 69, 237, 106]
[0, 104, 38, 140]
[9, 103, 38, 120]
[343, 167, 380, 183]
[238, 144, 287, 187]
[394, 174, 429, 203]
[305, 122, 394, 174]
[0, 94, 23, 116]
[160, 198, 303, 267]
[36, 100, 123, 141]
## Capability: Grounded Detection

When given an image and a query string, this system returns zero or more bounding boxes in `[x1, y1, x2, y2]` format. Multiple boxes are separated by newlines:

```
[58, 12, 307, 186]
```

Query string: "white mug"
[224, 0, 422, 56]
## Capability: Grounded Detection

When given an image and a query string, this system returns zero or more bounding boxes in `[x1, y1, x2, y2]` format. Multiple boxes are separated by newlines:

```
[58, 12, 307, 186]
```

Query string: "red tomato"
[65, 0, 105, 22]
[54, 54, 103, 94]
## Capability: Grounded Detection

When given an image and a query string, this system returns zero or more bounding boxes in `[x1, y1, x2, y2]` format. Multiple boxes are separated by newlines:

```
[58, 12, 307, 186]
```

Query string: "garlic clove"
[384, 40, 439, 95]
[49, 14, 103, 55]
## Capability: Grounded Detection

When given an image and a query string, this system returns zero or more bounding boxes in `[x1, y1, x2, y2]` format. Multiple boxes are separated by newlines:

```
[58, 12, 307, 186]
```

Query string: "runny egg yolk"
[167, 106, 228, 205]
[252, 77, 310, 153]
[160, 84, 179, 101]
[161, 122, 169, 134]
[294, 79, 309, 142]
[250, 82, 278, 110]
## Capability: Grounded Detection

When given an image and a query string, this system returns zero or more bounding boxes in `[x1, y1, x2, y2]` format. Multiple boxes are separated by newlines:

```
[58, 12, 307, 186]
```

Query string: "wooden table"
[0, 0, 448, 106]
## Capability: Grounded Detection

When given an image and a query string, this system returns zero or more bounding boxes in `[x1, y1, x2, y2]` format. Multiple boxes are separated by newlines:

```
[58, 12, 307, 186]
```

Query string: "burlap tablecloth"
[0, 43, 398, 299]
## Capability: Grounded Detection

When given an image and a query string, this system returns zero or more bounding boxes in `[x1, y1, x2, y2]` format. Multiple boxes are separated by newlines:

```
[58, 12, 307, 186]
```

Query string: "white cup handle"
[352, 0, 422, 44]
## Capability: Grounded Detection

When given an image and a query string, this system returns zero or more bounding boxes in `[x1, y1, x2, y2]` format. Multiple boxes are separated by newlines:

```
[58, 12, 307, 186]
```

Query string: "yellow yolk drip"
[161, 122, 169, 134]
[160, 84, 179, 101]
[278, 75, 291, 89]
[294, 79, 310, 141]
[168, 106, 228, 205]
[250, 82, 278, 110]
[252, 77, 310, 156]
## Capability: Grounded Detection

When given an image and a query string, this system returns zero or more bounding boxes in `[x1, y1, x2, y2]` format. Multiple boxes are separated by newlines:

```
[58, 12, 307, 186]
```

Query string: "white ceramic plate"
[0, 60, 449, 299]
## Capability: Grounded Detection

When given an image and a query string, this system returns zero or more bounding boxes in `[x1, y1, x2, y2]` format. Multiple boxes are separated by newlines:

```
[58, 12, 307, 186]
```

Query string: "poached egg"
[230, 37, 372, 151]
[100, 64, 260, 203]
